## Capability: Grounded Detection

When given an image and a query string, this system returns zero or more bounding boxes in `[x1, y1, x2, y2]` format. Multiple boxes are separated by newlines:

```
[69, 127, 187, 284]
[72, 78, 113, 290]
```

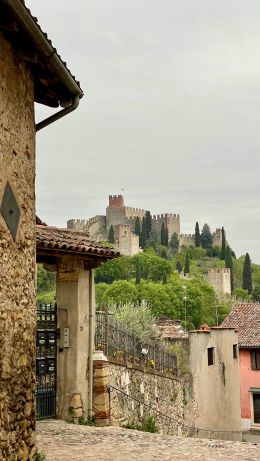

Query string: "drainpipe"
[36, 95, 80, 132]
[88, 270, 94, 418]
[4, 0, 83, 131]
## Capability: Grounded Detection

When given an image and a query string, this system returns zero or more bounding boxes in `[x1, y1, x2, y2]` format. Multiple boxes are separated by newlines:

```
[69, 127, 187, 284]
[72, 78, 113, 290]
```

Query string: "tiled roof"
[36, 225, 120, 260]
[221, 303, 260, 348]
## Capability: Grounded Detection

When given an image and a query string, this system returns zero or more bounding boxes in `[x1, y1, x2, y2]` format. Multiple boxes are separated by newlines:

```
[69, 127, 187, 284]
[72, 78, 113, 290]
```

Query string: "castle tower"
[207, 268, 231, 295]
[106, 195, 126, 230]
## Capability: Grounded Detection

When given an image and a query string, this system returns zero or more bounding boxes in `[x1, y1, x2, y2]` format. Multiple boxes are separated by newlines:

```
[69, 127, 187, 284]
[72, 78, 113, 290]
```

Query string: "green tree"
[165, 227, 169, 247]
[221, 227, 226, 260]
[184, 254, 190, 276]
[140, 217, 146, 249]
[201, 223, 213, 251]
[134, 217, 141, 237]
[243, 253, 252, 294]
[195, 222, 201, 247]
[109, 301, 157, 341]
[135, 258, 141, 285]
[252, 285, 260, 302]
[145, 211, 152, 240]
[161, 222, 166, 246]
[233, 287, 250, 300]
[101, 280, 138, 305]
[176, 261, 182, 273]
[225, 245, 234, 292]
[108, 225, 115, 244]
[169, 232, 179, 254]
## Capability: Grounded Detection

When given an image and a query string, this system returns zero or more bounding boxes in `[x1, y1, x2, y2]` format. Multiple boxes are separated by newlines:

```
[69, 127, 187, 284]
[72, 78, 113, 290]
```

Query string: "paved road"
[36, 420, 260, 461]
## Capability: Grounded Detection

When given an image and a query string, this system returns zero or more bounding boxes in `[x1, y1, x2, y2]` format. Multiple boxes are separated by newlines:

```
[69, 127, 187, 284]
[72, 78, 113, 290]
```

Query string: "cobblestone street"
[36, 420, 260, 461]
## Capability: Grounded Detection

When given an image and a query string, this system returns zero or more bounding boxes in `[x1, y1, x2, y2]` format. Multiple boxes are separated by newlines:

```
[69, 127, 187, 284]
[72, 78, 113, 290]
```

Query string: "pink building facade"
[222, 304, 260, 432]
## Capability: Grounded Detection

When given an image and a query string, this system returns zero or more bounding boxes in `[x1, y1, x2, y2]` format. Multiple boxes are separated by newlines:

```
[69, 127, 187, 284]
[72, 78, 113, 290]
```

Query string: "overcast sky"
[28, 0, 260, 262]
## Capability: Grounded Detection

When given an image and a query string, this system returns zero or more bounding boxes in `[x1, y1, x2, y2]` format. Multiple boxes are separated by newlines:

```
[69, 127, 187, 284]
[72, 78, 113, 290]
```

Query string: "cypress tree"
[243, 253, 253, 294]
[176, 261, 182, 274]
[161, 222, 166, 246]
[145, 211, 152, 240]
[134, 217, 141, 237]
[201, 223, 213, 251]
[195, 222, 201, 247]
[221, 227, 226, 260]
[225, 245, 234, 292]
[162, 271, 167, 284]
[135, 259, 141, 285]
[140, 217, 146, 249]
[184, 254, 190, 276]
[108, 225, 115, 244]
[169, 232, 179, 254]
[165, 227, 169, 247]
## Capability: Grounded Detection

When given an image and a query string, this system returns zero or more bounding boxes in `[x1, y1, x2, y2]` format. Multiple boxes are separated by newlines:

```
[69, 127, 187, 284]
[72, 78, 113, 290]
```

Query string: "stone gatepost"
[93, 351, 110, 426]
[56, 258, 94, 420]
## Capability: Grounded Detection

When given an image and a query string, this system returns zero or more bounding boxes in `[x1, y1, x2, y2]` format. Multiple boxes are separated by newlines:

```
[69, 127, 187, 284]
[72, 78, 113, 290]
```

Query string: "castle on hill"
[67, 194, 223, 256]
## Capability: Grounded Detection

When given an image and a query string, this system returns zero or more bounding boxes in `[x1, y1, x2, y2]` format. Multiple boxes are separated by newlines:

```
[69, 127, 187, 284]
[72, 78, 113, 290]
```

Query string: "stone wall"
[107, 363, 194, 437]
[0, 32, 36, 459]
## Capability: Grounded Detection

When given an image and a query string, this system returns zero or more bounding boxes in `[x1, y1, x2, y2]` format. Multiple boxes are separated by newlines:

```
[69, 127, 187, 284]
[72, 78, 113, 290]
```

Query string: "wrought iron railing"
[95, 310, 177, 376]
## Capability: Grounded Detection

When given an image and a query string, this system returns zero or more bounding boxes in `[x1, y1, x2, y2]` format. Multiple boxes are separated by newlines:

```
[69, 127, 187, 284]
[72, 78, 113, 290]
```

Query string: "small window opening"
[233, 344, 238, 359]
[208, 347, 214, 366]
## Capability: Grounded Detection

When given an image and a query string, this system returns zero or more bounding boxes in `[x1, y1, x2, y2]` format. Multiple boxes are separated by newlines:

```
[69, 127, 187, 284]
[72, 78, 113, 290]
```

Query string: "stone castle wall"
[207, 268, 231, 295]
[0, 32, 36, 459]
[114, 225, 139, 256]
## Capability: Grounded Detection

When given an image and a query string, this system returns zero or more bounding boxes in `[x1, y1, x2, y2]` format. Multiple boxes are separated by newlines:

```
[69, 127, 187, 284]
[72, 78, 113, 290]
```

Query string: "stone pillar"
[56, 258, 94, 420]
[93, 352, 110, 426]
[0, 32, 36, 459]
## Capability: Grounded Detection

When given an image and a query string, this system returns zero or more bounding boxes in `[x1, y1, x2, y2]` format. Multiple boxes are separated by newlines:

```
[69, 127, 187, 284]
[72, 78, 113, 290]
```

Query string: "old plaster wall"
[0, 32, 36, 459]
[189, 329, 242, 441]
[56, 259, 94, 420]
[107, 363, 195, 436]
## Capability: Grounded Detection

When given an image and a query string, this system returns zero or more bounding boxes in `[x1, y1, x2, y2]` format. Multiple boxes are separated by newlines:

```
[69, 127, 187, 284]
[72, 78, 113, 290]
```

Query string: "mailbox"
[36, 359, 46, 375]
[47, 359, 55, 373]
[47, 331, 56, 345]
[37, 331, 46, 347]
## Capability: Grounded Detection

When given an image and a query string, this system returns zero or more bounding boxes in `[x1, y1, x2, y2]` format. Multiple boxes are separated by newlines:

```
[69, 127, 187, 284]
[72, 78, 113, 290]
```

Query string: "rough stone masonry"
[0, 31, 36, 460]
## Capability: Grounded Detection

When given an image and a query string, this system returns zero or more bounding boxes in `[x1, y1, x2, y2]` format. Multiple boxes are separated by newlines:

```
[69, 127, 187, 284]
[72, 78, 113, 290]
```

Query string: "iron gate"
[36, 303, 57, 419]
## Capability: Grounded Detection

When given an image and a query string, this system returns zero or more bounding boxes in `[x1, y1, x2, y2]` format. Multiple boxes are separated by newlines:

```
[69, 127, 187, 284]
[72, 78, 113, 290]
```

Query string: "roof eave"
[3, 0, 83, 105]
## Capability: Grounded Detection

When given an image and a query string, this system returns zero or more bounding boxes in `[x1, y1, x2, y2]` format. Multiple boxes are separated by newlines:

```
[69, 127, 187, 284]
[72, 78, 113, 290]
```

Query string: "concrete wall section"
[0, 32, 36, 459]
[56, 259, 94, 420]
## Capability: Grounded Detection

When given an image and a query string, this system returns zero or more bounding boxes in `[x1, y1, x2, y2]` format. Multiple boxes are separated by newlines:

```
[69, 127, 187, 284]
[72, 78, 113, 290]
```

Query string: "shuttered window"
[251, 350, 260, 370]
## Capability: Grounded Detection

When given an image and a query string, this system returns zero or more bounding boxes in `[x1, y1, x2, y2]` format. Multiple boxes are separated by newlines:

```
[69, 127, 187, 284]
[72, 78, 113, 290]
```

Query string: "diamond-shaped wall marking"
[0, 182, 21, 240]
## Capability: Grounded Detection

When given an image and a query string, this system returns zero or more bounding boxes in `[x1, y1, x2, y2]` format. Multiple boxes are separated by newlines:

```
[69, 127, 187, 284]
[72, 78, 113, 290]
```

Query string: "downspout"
[4, 0, 83, 131]
[88, 270, 94, 418]
[36, 95, 80, 132]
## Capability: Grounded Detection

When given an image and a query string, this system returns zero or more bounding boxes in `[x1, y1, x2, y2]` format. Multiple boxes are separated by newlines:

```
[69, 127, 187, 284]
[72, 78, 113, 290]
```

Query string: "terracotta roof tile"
[221, 303, 260, 348]
[36, 225, 120, 260]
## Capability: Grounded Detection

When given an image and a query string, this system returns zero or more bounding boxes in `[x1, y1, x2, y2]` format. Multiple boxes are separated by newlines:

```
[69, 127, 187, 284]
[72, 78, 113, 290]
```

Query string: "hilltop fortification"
[68, 194, 180, 242]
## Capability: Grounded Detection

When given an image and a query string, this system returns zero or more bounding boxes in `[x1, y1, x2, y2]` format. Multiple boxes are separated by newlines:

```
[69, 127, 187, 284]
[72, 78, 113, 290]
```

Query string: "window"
[251, 350, 260, 370]
[208, 347, 214, 366]
[233, 344, 238, 359]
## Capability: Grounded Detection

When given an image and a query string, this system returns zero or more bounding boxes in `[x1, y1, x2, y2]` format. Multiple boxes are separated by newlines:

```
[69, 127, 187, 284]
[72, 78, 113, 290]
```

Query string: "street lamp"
[183, 285, 187, 331]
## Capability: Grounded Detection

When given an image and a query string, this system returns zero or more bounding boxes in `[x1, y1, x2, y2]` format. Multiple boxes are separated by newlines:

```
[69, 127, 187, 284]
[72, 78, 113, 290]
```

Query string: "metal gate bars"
[36, 303, 57, 419]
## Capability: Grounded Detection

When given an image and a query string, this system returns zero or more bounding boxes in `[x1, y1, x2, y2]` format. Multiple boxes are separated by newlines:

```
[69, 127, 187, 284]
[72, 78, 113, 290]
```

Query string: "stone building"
[114, 224, 140, 256]
[207, 268, 231, 295]
[0, 1, 83, 458]
[189, 325, 242, 440]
